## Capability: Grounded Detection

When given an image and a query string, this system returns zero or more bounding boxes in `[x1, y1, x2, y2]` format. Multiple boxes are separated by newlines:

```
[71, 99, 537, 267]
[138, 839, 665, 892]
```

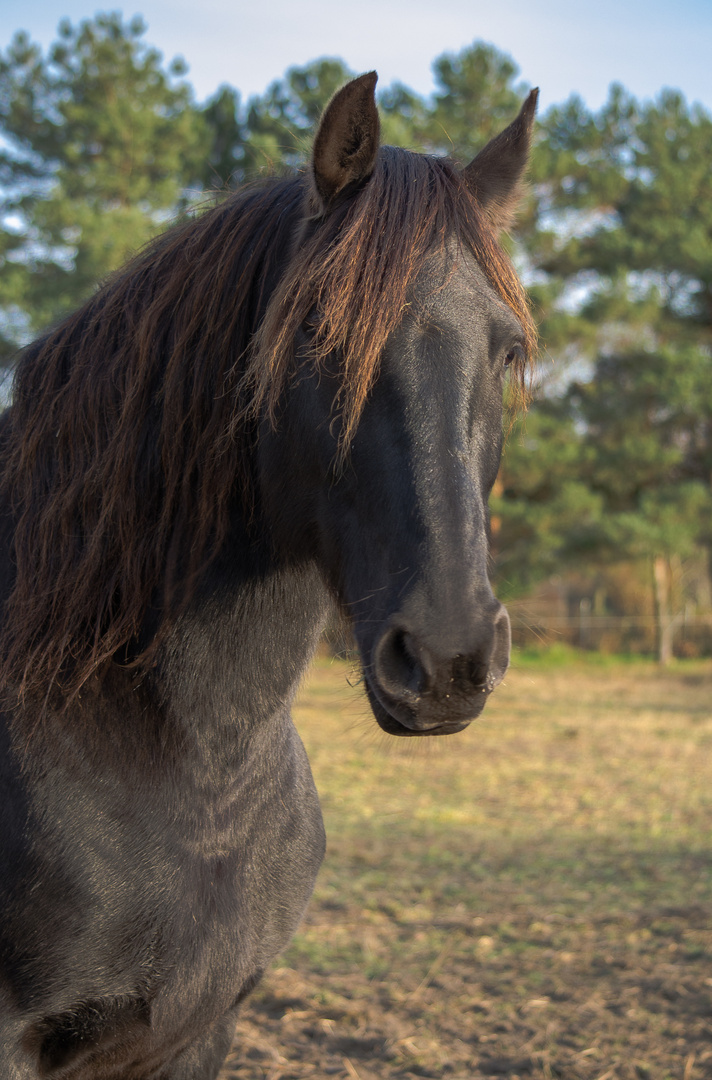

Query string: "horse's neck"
[119, 557, 332, 838]
[164, 560, 331, 724]
[158, 557, 331, 752]
[7, 549, 330, 792]
[8, 557, 329, 858]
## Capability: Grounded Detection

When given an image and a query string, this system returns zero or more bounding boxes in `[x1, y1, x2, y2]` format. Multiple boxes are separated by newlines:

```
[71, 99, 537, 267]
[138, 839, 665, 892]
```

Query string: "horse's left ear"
[312, 72, 380, 211]
[462, 88, 539, 232]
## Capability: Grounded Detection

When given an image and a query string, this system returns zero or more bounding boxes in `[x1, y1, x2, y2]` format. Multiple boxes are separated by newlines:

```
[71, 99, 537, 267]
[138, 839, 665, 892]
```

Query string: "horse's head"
[257, 74, 537, 737]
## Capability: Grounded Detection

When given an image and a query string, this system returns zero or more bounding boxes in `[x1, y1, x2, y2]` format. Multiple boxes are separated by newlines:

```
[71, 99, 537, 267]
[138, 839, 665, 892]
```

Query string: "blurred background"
[1, 5, 711, 663]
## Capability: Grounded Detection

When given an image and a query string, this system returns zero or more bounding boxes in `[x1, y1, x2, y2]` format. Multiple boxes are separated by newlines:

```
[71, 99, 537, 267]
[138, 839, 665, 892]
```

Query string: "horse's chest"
[6, 724, 325, 1078]
[144, 761, 325, 1047]
[168, 781, 324, 963]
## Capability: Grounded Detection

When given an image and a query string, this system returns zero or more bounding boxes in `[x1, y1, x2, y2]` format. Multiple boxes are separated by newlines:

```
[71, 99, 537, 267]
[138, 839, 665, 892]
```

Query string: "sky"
[1, 0, 711, 112]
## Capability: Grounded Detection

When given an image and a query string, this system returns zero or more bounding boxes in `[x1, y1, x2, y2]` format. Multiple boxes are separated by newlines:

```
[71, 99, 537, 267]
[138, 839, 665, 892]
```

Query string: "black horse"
[0, 74, 537, 1078]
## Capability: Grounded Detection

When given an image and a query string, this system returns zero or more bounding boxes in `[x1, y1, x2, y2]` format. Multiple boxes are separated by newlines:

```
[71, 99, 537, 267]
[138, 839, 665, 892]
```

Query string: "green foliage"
[532, 85, 712, 339]
[201, 58, 356, 187]
[502, 82, 712, 615]
[198, 43, 530, 184]
[376, 81, 429, 148]
[564, 345, 712, 577]
[494, 406, 603, 595]
[423, 42, 529, 161]
[199, 84, 244, 190]
[0, 13, 208, 354]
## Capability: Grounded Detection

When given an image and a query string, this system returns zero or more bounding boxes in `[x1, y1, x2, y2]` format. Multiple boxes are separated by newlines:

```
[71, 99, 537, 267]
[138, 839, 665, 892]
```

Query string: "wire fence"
[508, 609, 712, 658]
[322, 609, 712, 660]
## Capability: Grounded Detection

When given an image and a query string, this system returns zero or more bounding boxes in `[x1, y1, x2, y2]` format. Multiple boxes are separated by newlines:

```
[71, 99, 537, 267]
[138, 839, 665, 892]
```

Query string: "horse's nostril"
[452, 653, 488, 689]
[374, 626, 428, 701]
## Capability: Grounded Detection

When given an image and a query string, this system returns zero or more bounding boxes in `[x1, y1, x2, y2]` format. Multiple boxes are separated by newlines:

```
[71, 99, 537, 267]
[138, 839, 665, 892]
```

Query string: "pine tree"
[517, 87, 712, 657]
[200, 59, 368, 191]
[0, 13, 209, 357]
[422, 43, 529, 161]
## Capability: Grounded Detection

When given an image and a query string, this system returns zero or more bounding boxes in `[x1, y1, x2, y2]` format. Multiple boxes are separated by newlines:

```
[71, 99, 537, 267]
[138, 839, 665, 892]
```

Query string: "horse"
[0, 73, 537, 1079]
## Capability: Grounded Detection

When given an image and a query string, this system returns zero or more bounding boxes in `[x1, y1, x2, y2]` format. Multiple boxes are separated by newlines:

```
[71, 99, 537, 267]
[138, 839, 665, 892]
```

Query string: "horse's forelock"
[250, 146, 535, 455]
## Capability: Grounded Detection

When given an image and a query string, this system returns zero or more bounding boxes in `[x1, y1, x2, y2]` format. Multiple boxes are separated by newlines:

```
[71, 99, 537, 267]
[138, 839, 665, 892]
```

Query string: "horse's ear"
[311, 72, 380, 210]
[462, 88, 539, 232]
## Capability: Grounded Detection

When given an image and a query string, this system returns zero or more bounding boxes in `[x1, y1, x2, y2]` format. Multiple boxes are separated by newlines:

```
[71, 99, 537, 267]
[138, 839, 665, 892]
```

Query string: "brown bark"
[652, 554, 674, 665]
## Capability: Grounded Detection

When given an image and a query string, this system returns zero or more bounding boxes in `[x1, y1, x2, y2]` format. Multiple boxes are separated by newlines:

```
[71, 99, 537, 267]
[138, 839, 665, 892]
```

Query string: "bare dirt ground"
[221, 653, 712, 1080]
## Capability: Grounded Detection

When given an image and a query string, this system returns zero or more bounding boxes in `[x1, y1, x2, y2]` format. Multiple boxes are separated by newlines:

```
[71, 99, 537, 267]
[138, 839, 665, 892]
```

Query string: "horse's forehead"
[409, 246, 517, 332]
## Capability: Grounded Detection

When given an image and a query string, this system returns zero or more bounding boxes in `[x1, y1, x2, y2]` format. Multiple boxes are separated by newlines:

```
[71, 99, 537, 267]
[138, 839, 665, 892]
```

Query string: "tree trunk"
[652, 554, 674, 665]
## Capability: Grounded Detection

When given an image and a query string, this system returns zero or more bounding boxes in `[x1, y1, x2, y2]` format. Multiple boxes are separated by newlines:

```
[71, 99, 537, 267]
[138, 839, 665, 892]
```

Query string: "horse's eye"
[301, 310, 321, 336]
[504, 342, 525, 368]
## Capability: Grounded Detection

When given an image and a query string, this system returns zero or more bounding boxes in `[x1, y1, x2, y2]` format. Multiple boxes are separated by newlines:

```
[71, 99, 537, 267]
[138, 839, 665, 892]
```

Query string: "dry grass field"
[223, 650, 712, 1080]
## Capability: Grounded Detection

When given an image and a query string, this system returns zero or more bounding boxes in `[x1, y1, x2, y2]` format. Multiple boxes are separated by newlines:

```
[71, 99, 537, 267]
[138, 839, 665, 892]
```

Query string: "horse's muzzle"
[365, 604, 511, 736]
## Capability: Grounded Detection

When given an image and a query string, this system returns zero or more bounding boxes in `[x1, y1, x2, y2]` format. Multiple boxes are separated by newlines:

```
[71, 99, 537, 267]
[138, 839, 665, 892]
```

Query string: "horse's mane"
[1, 146, 535, 705]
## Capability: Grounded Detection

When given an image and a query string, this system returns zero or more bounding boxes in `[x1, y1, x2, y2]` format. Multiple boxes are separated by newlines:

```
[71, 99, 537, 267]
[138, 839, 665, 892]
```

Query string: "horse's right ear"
[462, 88, 539, 233]
[311, 72, 380, 211]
